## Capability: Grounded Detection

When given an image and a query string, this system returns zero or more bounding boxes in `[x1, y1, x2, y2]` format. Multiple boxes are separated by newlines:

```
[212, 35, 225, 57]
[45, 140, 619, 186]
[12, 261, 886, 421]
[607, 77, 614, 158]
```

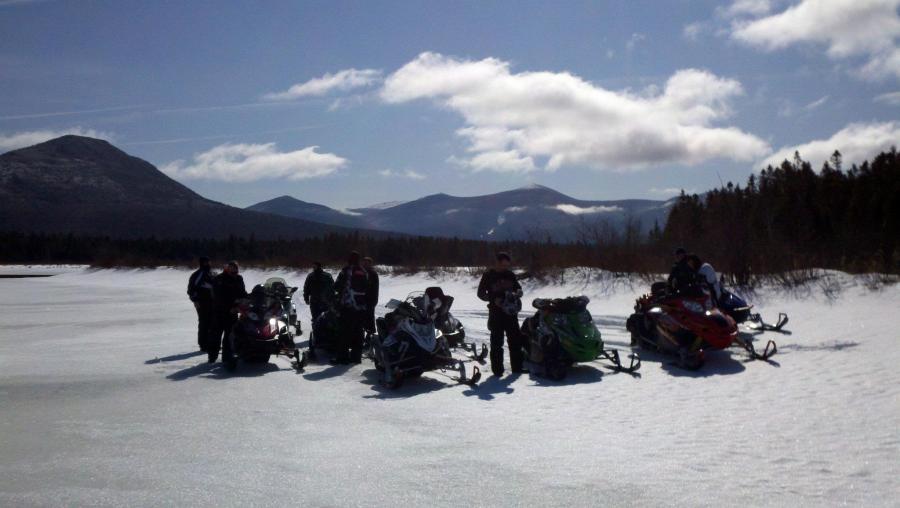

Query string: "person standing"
[208, 260, 247, 365]
[362, 256, 379, 335]
[303, 262, 335, 322]
[186, 256, 215, 352]
[334, 251, 369, 364]
[477, 252, 524, 377]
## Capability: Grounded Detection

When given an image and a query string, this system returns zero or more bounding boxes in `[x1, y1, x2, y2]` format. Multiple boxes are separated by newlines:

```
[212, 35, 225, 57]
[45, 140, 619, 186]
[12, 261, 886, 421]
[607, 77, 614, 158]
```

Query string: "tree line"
[2, 150, 896, 278]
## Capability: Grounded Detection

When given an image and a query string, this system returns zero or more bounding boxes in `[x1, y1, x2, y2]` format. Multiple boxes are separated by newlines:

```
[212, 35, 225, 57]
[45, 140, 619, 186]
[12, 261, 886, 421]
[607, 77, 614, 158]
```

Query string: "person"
[362, 256, 379, 335]
[186, 256, 215, 352]
[690, 254, 722, 303]
[667, 247, 698, 294]
[303, 262, 335, 322]
[208, 260, 247, 365]
[334, 251, 369, 364]
[477, 252, 524, 377]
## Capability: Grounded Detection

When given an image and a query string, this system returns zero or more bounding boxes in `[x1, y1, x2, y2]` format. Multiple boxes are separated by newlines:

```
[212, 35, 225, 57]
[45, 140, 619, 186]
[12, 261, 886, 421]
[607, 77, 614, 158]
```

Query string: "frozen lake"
[1, 266, 897, 507]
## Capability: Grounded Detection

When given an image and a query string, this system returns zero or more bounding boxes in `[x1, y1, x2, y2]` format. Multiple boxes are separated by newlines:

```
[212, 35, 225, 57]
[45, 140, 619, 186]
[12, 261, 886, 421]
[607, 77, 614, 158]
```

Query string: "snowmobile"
[306, 304, 374, 362]
[370, 287, 481, 389]
[717, 288, 789, 332]
[263, 277, 301, 332]
[428, 289, 488, 363]
[226, 284, 306, 372]
[626, 282, 775, 370]
[519, 296, 640, 380]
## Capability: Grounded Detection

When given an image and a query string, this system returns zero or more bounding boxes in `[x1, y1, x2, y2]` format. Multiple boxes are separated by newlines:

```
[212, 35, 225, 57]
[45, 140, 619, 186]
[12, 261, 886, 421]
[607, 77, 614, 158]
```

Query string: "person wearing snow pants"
[487, 309, 524, 376]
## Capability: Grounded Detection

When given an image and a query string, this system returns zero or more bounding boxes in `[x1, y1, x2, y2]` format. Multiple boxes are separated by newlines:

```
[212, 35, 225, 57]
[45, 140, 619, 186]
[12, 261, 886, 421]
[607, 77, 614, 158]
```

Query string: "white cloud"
[381, 52, 769, 173]
[650, 187, 697, 196]
[626, 33, 646, 51]
[720, 0, 772, 17]
[264, 69, 382, 100]
[874, 90, 900, 104]
[759, 121, 900, 169]
[550, 204, 623, 215]
[504, 206, 528, 213]
[731, 0, 900, 80]
[377, 168, 426, 180]
[803, 95, 829, 111]
[683, 22, 706, 41]
[0, 127, 111, 152]
[161, 142, 346, 182]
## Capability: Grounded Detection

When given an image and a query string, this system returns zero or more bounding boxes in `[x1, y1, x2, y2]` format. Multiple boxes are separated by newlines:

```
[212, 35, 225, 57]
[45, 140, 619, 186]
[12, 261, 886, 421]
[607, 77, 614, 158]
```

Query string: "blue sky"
[1, 0, 899, 209]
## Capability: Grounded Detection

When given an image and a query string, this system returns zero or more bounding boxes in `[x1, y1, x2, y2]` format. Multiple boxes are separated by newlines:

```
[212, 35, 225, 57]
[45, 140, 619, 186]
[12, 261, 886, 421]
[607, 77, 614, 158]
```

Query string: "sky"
[1, 0, 899, 209]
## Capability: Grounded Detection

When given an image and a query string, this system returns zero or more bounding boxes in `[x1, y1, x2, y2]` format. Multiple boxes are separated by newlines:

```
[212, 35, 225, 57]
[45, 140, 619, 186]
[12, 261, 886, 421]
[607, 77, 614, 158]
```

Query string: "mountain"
[248, 183, 675, 241]
[247, 195, 365, 229]
[0, 136, 382, 239]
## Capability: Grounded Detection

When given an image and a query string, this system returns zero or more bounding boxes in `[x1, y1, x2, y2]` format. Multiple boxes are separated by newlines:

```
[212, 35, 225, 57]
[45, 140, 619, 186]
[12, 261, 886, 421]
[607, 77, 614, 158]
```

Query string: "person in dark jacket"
[208, 260, 247, 364]
[303, 262, 335, 322]
[187, 256, 215, 352]
[362, 256, 379, 334]
[667, 247, 698, 295]
[477, 252, 524, 376]
[334, 251, 368, 364]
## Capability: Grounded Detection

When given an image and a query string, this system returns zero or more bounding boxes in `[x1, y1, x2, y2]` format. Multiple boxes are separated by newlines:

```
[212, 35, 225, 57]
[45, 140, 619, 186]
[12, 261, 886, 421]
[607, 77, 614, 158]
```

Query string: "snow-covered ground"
[0, 266, 897, 507]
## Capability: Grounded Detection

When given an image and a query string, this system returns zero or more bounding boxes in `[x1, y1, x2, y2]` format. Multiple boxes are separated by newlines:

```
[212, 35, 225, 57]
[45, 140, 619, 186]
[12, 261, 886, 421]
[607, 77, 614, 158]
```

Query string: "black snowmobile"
[370, 287, 481, 388]
[520, 296, 640, 380]
[717, 288, 789, 332]
[307, 304, 373, 362]
[428, 290, 487, 363]
[226, 282, 306, 372]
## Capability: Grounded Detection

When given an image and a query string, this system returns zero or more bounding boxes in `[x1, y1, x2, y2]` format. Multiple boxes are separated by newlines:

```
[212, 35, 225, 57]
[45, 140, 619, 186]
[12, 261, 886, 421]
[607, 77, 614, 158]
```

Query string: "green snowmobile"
[520, 296, 640, 380]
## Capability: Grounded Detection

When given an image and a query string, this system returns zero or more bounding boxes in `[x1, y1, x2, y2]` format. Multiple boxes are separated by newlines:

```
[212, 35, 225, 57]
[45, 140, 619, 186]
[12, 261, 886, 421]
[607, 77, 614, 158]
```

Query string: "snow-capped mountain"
[248, 184, 675, 241]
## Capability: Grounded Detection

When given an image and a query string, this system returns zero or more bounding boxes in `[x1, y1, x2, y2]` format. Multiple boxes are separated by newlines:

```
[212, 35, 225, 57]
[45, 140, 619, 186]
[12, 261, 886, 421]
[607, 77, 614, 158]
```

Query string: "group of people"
[186, 258, 248, 364]
[303, 252, 380, 364]
[667, 247, 722, 301]
[186, 250, 526, 378]
[187, 248, 718, 378]
[188, 252, 381, 367]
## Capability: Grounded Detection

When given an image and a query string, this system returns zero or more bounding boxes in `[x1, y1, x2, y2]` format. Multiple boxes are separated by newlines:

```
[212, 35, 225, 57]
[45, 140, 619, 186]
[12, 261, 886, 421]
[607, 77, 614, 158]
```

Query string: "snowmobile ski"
[598, 348, 641, 374]
[749, 312, 789, 332]
[466, 342, 488, 364]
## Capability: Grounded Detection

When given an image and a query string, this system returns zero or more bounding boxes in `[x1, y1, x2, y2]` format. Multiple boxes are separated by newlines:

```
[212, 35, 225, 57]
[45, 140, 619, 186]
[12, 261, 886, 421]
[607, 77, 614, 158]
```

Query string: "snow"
[1, 267, 898, 507]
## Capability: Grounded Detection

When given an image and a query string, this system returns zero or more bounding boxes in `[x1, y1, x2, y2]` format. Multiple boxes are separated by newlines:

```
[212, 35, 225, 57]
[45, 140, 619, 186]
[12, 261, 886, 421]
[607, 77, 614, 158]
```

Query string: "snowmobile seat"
[532, 296, 589, 313]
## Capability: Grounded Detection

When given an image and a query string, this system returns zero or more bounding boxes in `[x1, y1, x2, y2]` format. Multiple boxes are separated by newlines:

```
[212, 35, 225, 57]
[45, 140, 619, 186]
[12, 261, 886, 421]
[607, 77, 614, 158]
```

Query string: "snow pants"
[339, 308, 365, 363]
[194, 300, 214, 351]
[209, 311, 237, 363]
[488, 309, 524, 376]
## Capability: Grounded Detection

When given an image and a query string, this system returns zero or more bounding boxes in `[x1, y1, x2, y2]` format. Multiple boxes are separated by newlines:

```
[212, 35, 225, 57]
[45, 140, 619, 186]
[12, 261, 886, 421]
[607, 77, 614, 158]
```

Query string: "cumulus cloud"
[720, 0, 772, 17]
[759, 121, 900, 169]
[550, 204, 623, 215]
[380, 52, 769, 173]
[0, 127, 111, 152]
[161, 142, 347, 182]
[263, 69, 382, 100]
[377, 168, 426, 180]
[731, 0, 900, 80]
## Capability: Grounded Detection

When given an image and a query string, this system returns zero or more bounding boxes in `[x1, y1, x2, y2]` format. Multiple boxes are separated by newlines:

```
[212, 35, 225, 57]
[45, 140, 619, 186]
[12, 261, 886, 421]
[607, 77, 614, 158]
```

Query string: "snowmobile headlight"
[269, 318, 278, 328]
[683, 301, 704, 313]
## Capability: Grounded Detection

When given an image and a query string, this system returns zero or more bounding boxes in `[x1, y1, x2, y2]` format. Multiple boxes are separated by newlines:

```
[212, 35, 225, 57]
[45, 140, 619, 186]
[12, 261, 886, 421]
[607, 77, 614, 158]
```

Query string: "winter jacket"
[365, 268, 379, 310]
[477, 269, 522, 312]
[667, 259, 698, 293]
[303, 268, 335, 304]
[212, 272, 247, 313]
[335, 264, 369, 311]
[187, 267, 215, 302]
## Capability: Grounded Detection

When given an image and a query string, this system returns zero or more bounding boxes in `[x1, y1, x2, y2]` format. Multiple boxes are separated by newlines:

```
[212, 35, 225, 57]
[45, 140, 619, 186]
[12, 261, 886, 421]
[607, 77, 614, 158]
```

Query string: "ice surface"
[1, 267, 898, 507]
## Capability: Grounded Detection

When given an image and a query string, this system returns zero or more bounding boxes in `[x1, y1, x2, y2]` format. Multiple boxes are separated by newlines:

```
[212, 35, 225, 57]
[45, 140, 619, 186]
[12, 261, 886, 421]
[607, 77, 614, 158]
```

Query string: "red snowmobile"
[626, 282, 775, 369]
